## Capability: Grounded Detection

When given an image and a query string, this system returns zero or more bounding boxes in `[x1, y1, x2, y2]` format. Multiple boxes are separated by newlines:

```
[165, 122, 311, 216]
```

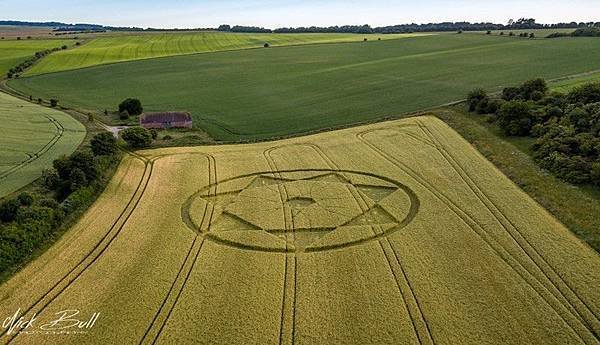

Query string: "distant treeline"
[218, 19, 600, 34]
[0, 20, 142, 32]
[2, 18, 600, 34]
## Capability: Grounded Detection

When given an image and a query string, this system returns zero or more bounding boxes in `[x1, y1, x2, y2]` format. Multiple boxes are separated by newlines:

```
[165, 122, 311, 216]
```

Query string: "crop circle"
[182, 169, 419, 253]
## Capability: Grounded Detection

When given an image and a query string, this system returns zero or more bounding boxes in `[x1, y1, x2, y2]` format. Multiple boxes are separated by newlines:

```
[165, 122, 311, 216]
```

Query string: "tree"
[61, 45, 68, 50]
[519, 78, 548, 100]
[118, 98, 143, 116]
[497, 101, 534, 136]
[17, 192, 34, 206]
[502, 87, 521, 101]
[69, 168, 88, 191]
[121, 127, 153, 148]
[50, 99, 58, 107]
[568, 83, 600, 104]
[486, 31, 492, 35]
[264, 43, 270, 48]
[0, 199, 20, 223]
[90, 132, 118, 156]
[467, 88, 488, 111]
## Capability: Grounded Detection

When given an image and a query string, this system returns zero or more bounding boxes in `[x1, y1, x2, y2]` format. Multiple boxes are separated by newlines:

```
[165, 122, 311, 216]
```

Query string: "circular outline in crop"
[181, 169, 420, 253]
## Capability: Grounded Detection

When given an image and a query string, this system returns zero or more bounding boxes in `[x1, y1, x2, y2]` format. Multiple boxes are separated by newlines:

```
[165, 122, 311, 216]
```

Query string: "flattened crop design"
[182, 169, 419, 253]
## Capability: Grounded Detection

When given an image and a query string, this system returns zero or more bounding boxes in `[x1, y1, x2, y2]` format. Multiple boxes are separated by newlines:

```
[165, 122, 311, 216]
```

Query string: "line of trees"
[216, 18, 600, 34]
[0, 132, 120, 278]
[6, 47, 64, 79]
[467, 79, 600, 185]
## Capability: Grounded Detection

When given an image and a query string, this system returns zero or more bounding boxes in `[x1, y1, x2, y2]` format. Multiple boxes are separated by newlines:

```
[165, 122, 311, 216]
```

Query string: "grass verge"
[436, 105, 600, 252]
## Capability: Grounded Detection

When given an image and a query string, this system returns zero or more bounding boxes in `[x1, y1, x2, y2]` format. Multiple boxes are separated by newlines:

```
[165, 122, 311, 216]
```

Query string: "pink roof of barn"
[140, 112, 192, 124]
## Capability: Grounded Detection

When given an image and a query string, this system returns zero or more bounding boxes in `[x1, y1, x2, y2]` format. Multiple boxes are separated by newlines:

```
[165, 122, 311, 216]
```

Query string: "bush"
[531, 90, 544, 101]
[119, 112, 129, 120]
[41, 168, 60, 189]
[568, 83, 600, 104]
[61, 45, 68, 50]
[52, 151, 99, 197]
[49, 99, 58, 107]
[502, 87, 521, 101]
[17, 192, 34, 206]
[150, 129, 158, 140]
[118, 98, 143, 116]
[264, 43, 270, 48]
[38, 198, 59, 209]
[520, 78, 547, 100]
[592, 162, 600, 185]
[486, 31, 491, 35]
[121, 127, 153, 148]
[497, 101, 534, 136]
[0, 199, 20, 223]
[467, 88, 487, 112]
[90, 132, 118, 156]
[69, 168, 88, 191]
[163, 135, 173, 141]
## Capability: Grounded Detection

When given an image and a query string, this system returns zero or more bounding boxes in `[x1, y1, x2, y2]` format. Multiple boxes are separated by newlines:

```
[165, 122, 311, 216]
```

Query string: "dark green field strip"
[10, 35, 600, 141]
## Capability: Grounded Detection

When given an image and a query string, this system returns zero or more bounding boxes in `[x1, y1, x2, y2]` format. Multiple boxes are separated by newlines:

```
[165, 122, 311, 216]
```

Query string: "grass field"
[0, 92, 85, 197]
[10, 34, 600, 141]
[0, 116, 597, 344]
[23, 31, 428, 76]
[550, 70, 600, 93]
[0, 39, 71, 76]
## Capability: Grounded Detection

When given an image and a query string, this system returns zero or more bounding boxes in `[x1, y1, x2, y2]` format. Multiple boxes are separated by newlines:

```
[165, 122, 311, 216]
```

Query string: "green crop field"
[0, 39, 71, 76]
[0, 92, 85, 197]
[10, 34, 600, 141]
[23, 31, 428, 76]
[0, 116, 597, 344]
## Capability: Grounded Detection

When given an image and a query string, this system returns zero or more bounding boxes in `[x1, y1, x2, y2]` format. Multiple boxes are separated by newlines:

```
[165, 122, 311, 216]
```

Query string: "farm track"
[304, 143, 434, 345]
[263, 147, 297, 345]
[356, 125, 599, 344]
[0, 114, 64, 181]
[414, 120, 600, 337]
[0, 151, 154, 344]
[142, 153, 217, 345]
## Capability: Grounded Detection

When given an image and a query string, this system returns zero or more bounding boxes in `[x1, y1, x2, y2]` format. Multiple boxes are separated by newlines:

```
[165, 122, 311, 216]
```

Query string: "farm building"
[140, 112, 193, 129]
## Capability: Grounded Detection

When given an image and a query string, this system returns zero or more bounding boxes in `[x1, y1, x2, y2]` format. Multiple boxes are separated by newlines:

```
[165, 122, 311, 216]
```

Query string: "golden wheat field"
[0, 116, 598, 345]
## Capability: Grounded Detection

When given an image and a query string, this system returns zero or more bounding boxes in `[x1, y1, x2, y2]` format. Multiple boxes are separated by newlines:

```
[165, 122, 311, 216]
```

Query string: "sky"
[2, 0, 599, 29]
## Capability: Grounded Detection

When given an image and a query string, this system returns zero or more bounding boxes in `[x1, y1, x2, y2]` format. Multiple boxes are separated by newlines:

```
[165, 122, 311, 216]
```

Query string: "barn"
[140, 112, 193, 129]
